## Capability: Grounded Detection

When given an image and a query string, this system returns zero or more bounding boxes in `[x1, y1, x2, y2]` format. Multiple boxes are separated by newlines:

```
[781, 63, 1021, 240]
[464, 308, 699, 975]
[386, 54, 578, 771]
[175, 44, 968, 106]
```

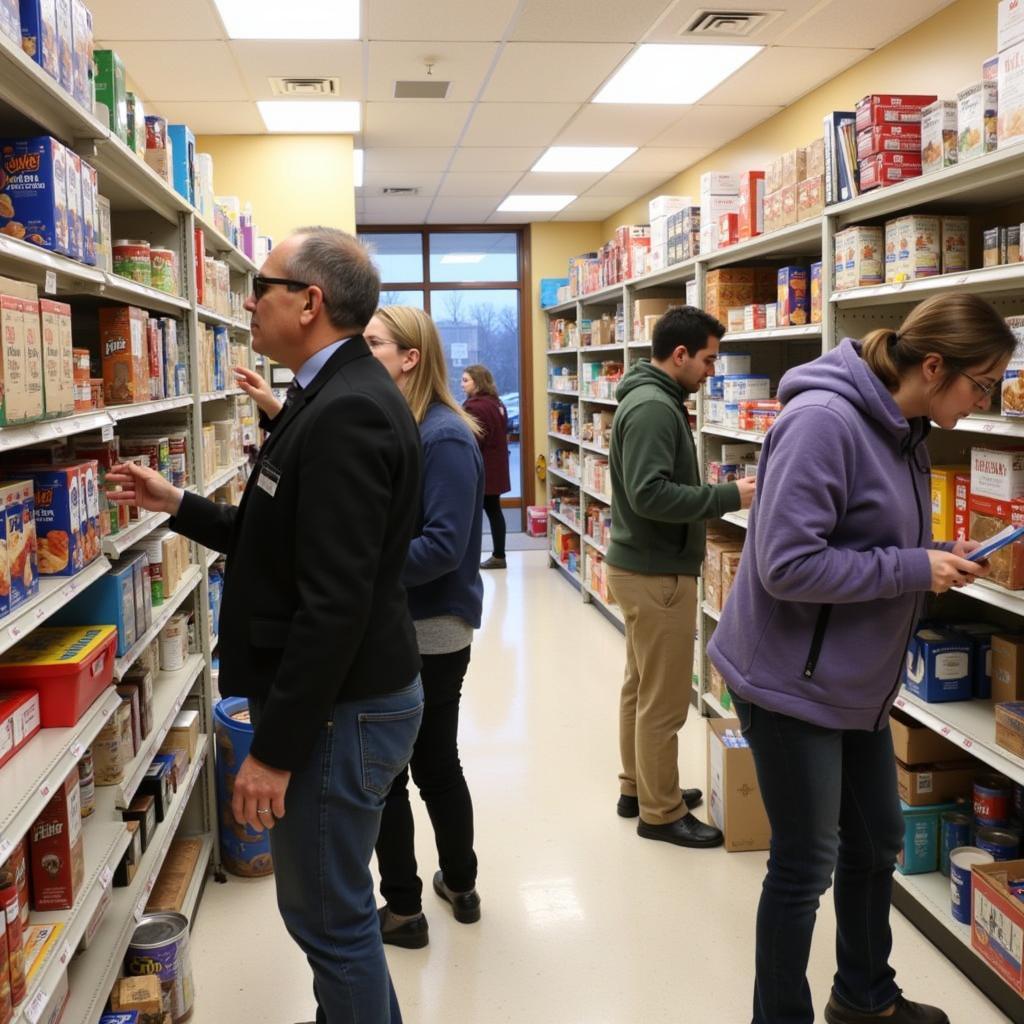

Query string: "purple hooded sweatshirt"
[708, 338, 941, 732]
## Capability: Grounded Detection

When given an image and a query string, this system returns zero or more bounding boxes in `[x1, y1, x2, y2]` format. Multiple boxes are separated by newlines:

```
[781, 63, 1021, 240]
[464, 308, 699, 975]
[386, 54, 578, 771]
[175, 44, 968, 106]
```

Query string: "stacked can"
[973, 775, 1021, 860]
[950, 847, 994, 923]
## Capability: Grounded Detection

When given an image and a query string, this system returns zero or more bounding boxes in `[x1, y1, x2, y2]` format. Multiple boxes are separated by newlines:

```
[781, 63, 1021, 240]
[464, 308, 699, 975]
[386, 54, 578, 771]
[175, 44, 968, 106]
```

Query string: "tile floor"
[191, 551, 1012, 1024]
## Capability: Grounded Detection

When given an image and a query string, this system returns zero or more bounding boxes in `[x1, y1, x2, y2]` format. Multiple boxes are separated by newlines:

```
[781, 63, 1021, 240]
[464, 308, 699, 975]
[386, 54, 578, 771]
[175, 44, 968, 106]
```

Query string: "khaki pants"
[607, 565, 698, 826]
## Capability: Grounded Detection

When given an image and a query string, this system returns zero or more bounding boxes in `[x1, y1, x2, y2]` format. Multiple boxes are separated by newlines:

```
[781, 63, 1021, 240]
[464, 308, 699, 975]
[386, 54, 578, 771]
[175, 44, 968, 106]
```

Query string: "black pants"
[731, 695, 904, 1024]
[482, 494, 506, 558]
[376, 646, 478, 916]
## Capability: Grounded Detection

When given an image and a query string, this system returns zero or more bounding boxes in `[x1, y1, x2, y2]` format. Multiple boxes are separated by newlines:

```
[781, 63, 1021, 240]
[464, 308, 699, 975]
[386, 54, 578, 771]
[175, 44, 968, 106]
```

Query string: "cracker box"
[0, 690, 40, 770]
[969, 500, 1024, 590]
[856, 124, 922, 160]
[19, 0, 58, 80]
[11, 466, 84, 575]
[972, 447, 1024, 502]
[855, 95, 937, 132]
[100, 305, 149, 406]
[777, 266, 809, 326]
[80, 159, 96, 266]
[29, 767, 83, 910]
[779, 183, 798, 227]
[53, 0, 70, 93]
[94, 49, 128, 144]
[999, 40, 1024, 149]
[905, 625, 973, 703]
[859, 151, 922, 191]
[69, 0, 91, 110]
[921, 100, 958, 174]
[781, 147, 806, 188]
[958, 81, 999, 161]
[886, 215, 941, 283]
[0, 136, 68, 255]
[797, 175, 824, 221]
[931, 466, 968, 542]
[737, 171, 764, 240]
[1000, 0, 1024, 51]
[941, 216, 970, 275]
[810, 262, 822, 324]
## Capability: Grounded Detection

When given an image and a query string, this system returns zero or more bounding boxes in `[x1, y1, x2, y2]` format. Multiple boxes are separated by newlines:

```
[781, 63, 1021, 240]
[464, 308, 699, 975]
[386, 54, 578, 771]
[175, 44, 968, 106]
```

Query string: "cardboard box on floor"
[706, 717, 770, 852]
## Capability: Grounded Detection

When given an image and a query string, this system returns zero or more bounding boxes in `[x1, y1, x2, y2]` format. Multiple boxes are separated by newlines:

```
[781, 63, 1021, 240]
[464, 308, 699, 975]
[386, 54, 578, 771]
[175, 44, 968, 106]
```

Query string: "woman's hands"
[927, 547, 990, 593]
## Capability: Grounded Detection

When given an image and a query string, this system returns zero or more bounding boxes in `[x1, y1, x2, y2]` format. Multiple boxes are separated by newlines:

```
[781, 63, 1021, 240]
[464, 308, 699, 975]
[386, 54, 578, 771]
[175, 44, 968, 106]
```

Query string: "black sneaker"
[824, 995, 949, 1024]
[481, 556, 507, 570]
[617, 788, 702, 818]
[377, 906, 429, 949]
[433, 870, 481, 924]
[637, 814, 723, 848]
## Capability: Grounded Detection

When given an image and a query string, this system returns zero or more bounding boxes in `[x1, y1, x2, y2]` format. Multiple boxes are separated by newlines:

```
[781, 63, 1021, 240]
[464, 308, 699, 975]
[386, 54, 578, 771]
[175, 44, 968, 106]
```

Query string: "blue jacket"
[404, 403, 484, 627]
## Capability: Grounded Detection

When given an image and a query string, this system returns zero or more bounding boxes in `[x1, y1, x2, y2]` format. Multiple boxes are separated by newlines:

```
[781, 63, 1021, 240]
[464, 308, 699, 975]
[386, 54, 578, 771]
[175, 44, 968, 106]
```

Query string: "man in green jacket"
[608, 307, 755, 848]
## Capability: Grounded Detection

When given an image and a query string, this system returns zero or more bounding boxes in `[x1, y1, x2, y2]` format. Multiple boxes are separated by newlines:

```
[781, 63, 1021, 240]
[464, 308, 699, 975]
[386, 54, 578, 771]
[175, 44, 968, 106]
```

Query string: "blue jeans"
[731, 694, 904, 1024]
[252, 681, 424, 1024]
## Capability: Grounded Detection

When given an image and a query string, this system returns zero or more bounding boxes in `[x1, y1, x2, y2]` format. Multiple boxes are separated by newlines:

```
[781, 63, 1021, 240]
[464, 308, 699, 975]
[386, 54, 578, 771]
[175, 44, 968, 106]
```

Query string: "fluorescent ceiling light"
[353, 149, 364, 187]
[497, 195, 576, 213]
[532, 147, 635, 173]
[258, 101, 361, 133]
[213, 0, 359, 39]
[595, 43, 762, 105]
[441, 253, 486, 264]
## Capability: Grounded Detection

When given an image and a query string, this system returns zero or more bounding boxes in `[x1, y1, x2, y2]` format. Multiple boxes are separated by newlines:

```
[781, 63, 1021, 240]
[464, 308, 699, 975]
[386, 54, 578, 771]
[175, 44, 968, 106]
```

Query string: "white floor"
[191, 551, 1012, 1024]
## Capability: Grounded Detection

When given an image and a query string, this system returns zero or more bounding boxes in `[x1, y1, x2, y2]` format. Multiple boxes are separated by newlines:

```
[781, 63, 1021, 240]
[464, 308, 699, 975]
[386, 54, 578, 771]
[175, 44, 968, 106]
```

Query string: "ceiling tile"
[555, 105, 685, 147]
[585, 173, 670, 197]
[483, 43, 631, 102]
[437, 172, 524, 197]
[229, 41, 363, 101]
[368, 0, 519, 41]
[461, 103, 578, 147]
[512, 0, 671, 43]
[554, 196, 634, 220]
[364, 102, 473, 147]
[90, 0, 225, 40]
[153, 101, 265, 134]
[515, 171, 605, 194]
[776, 0, 957, 50]
[646, 0, 822, 44]
[362, 171, 444, 195]
[106, 42, 248, 102]
[652, 105, 783, 149]
[427, 198, 500, 222]
[366, 148, 455, 173]
[615, 147, 709, 175]
[367, 42, 498, 102]
[448, 147, 544, 172]
[702, 46, 870, 107]
[487, 210, 549, 223]
[360, 197, 434, 224]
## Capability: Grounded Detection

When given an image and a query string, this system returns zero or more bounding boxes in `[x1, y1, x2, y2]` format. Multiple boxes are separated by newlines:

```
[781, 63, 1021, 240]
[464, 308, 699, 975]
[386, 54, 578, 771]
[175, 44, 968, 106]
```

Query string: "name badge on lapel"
[257, 461, 281, 497]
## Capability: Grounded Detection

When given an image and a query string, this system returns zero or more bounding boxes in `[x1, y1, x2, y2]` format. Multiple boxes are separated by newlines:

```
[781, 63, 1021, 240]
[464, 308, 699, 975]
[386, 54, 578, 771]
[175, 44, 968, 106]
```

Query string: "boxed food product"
[69, 0, 91, 110]
[39, 299, 72, 417]
[885, 215, 941, 283]
[805, 137, 826, 177]
[779, 183, 798, 227]
[93, 49, 128, 143]
[777, 266, 809, 326]
[705, 532, 744, 612]
[29, 767, 83, 910]
[971, 857, 1024, 995]
[857, 124, 922, 160]
[904, 625, 973, 703]
[998, 40, 1024, 148]
[810, 262, 822, 324]
[706, 717, 770, 852]
[0, 135, 68, 254]
[51, 559, 136, 655]
[743, 304, 767, 332]
[995, 702, 1024, 758]
[0, 626, 116, 726]
[970, 502, 1024, 589]
[0, 480, 35, 611]
[63, 147, 81, 262]
[890, 706, 963, 764]
[953, 622, 996, 698]
[859, 151, 922, 191]
[93, 700, 132, 786]
[123, 793, 156, 852]
[797, 175, 824, 221]
[855, 94, 937, 132]
[1000, 0, 1024, 50]
[958, 81, 999, 161]
[737, 171, 764, 240]
[941, 216, 970, 275]
[834, 226, 884, 290]
[53, 0, 70, 93]
[125, 93, 147, 160]
[931, 466, 968, 541]
[722, 375, 770, 403]
[80, 159, 96, 266]
[169, 708, 200, 762]
[146, 838, 202, 913]
[896, 759, 979, 806]
[113, 820, 141, 887]
[700, 172, 739, 196]
[111, 976, 163, 1018]
[955, 470, 970, 542]
[139, 760, 171, 822]
[718, 211, 739, 248]
[648, 195, 692, 221]
[9, 465, 85, 575]
[984, 226, 1002, 268]
[100, 305, 149, 405]
[921, 100, 958, 174]
[780, 147, 806, 188]
[993, 634, 1024, 703]
[972, 447, 1024, 501]
[0, 689, 39, 770]
[19, 0, 58, 80]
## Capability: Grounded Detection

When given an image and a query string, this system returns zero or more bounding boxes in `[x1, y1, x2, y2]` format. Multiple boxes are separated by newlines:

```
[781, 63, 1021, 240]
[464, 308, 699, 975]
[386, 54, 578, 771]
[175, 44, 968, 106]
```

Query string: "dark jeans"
[252, 681, 424, 1024]
[376, 647, 478, 915]
[731, 694, 904, 1024]
[483, 494, 506, 558]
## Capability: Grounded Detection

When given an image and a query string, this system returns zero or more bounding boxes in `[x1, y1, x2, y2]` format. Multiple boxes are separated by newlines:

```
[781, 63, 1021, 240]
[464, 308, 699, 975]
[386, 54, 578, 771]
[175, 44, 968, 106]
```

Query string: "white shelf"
[833, 264, 1024, 307]
[722, 510, 750, 531]
[701, 691, 730, 717]
[0, 233, 102, 291]
[542, 298, 577, 315]
[628, 340, 653, 348]
[702, 601, 722, 622]
[0, 410, 113, 452]
[193, 207, 259, 274]
[0, 687, 122, 856]
[86, 135, 191, 225]
[891, 871, 972, 957]
[107, 396, 193, 422]
[629, 257, 699, 291]
[702, 425, 767, 444]
[203, 457, 247, 497]
[0, 557, 111, 658]
[723, 324, 823, 343]
[548, 432, 580, 445]
[548, 388, 580, 398]
[581, 342, 625, 353]
[102, 512, 170, 559]
[546, 347, 579, 356]
[205, 548, 221, 570]
[61, 740, 209, 1024]
[583, 582, 624, 625]
[112, 654, 205, 810]
[201, 389, 245, 403]
[549, 554, 582, 587]
[894, 689, 1024, 787]
[952, 414, 1024, 439]
[581, 484, 612, 504]
[197, 307, 250, 332]
[578, 283, 627, 306]
[580, 395, 618, 407]
[958, 578, 1024, 616]
[18, 817, 134, 1024]
[181, 834, 215, 924]
[548, 466, 582, 487]
[115, 565, 203, 678]
[583, 534, 608, 557]
[548, 509, 581, 534]
[703, 219, 823, 270]
[98, 274, 190, 316]
[580, 441, 610, 456]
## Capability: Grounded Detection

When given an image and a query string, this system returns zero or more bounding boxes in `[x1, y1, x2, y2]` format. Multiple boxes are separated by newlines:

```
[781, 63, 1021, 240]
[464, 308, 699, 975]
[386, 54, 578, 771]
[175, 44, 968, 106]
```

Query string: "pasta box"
[19, 0, 58, 80]
[0, 136, 69, 255]
[51, 558, 136, 656]
[904, 625, 973, 702]
[0, 689, 40, 770]
[9, 466, 84, 575]
[0, 626, 117, 726]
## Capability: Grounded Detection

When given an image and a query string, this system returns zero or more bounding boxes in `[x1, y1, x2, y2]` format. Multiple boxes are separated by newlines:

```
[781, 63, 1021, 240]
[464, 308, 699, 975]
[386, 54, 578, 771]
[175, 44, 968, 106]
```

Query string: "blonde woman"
[236, 305, 484, 948]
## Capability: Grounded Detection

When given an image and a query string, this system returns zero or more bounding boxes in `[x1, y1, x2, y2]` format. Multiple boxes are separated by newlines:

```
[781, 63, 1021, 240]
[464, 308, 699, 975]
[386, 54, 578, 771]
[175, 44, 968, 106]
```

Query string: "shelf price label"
[57, 940, 71, 967]
[38, 780, 51, 800]
[100, 864, 112, 889]
[43, 271, 57, 295]
[101, 424, 114, 441]
[24, 988, 49, 1024]
[0, 837, 12, 861]
[70, 742, 84, 760]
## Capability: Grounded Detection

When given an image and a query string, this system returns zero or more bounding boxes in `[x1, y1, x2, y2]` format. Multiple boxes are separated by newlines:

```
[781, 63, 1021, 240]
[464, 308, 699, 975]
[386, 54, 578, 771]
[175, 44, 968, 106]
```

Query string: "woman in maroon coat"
[462, 364, 511, 569]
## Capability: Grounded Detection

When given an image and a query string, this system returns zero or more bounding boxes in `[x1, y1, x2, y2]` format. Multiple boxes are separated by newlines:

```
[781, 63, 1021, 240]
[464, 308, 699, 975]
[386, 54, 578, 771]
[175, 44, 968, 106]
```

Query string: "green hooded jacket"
[606, 360, 741, 575]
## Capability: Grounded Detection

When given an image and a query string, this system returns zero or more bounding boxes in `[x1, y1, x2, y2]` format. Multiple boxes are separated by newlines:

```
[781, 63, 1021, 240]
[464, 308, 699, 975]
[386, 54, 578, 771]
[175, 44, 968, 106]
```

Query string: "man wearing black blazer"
[107, 228, 424, 1024]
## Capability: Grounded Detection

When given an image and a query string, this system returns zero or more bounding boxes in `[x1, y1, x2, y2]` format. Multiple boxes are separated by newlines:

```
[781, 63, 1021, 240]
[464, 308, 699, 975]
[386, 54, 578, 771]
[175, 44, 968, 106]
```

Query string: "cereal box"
[80, 159, 96, 266]
[29, 767, 83, 911]
[958, 81, 998, 161]
[1003, 317, 1024, 419]
[998, 41, 1024, 149]
[920, 101, 958, 174]
[0, 136, 68, 255]
[100, 305, 149, 406]
[805, 137, 826, 177]
[0, 0, 18, 45]
[835, 226, 884, 290]
[11, 467, 84, 575]
[1000, 0, 1024, 52]
[64, 147, 81, 262]
[937, 216, 968, 277]
[972, 447, 1024, 502]
[984, 226, 1001, 267]
[69, 0, 91, 110]
[886, 215, 941, 283]
[53, 0, 70, 94]
[856, 124, 922, 160]
[94, 50, 128, 144]
[781, 147, 806, 188]
[126, 93, 147, 160]
[780, 183, 798, 227]
[810, 262, 822, 325]
[38, 299, 70, 417]
[0, 481, 37, 609]
[777, 266, 809, 326]
[19, 0, 58, 80]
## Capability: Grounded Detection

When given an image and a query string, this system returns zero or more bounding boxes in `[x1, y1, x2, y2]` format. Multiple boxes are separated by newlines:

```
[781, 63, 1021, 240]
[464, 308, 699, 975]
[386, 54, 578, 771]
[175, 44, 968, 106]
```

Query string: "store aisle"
[191, 551, 1009, 1024]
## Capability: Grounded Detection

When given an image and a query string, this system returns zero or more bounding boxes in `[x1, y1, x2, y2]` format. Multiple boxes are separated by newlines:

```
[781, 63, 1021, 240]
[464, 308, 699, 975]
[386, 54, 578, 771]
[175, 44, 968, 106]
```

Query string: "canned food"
[974, 774, 1013, 827]
[940, 811, 972, 876]
[150, 247, 178, 294]
[159, 614, 188, 672]
[113, 239, 152, 286]
[72, 347, 91, 379]
[89, 379, 104, 410]
[78, 750, 96, 818]
[950, 846, 995, 924]
[126, 911, 194, 1022]
[74, 379, 91, 412]
[976, 827, 1020, 861]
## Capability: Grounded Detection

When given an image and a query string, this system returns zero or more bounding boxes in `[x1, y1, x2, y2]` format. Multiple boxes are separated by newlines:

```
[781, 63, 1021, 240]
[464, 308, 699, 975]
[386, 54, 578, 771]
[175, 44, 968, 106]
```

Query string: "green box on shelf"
[94, 49, 128, 144]
[896, 799, 959, 875]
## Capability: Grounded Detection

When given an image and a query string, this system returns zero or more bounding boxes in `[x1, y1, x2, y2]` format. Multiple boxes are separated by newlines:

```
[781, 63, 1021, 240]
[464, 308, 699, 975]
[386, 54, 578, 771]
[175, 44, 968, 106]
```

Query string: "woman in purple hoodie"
[709, 294, 1016, 1024]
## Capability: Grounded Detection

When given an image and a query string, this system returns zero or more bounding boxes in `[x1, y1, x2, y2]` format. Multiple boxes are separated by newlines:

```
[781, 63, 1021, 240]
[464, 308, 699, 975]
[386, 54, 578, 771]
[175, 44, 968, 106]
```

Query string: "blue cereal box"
[953, 622, 998, 698]
[54, 0, 70, 94]
[13, 466, 84, 576]
[0, 480, 37, 611]
[52, 556, 136, 655]
[167, 124, 196, 205]
[905, 625, 973, 702]
[19, 0, 58, 80]
[64, 147, 81, 262]
[0, 136, 69, 255]
[80, 159, 96, 266]
[69, 459, 99, 563]
[70, 0, 91, 110]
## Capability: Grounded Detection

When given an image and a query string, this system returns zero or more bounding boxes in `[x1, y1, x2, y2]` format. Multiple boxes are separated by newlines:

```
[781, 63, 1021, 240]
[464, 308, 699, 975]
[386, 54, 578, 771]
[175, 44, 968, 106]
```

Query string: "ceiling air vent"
[683, 10, 779, 37]
[380, 187, 420, 196]
[268, 77, 340, 97]
[393, 80, 451, 99]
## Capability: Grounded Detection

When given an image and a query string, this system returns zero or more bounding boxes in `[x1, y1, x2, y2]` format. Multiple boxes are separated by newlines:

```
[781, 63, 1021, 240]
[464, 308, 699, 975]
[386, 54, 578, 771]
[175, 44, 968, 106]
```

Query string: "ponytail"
[860, 328, 902, 390]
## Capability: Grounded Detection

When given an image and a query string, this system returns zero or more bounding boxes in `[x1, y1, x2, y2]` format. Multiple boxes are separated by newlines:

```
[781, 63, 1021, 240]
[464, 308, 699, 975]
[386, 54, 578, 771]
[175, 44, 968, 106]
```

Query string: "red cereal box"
[29, 766, 84, 910]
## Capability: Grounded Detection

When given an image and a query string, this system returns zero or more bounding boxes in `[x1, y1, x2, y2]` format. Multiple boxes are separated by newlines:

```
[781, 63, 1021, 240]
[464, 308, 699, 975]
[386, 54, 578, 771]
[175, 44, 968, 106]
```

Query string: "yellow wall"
[601, 0, 996, 234]
[528, 221, 603, 498]
[194, 135, 357, 242]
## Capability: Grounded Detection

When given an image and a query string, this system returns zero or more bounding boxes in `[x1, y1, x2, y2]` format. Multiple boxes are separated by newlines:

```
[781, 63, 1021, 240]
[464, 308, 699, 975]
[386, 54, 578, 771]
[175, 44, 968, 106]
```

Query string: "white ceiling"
[90, 0, 957, 225]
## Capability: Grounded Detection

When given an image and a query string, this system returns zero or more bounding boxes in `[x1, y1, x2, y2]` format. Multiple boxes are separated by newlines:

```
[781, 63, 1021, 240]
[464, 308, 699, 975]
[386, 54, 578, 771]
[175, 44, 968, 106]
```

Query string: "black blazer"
[172, 336, 423, 770]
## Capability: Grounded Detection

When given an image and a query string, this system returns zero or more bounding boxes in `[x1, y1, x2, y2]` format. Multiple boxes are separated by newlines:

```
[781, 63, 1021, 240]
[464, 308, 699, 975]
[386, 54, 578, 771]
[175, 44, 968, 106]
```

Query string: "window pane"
[435, 288, 520, 498]
[377, 290, 424, 310]
[359, 232, 423, 283]
[429, 232, 517, 283]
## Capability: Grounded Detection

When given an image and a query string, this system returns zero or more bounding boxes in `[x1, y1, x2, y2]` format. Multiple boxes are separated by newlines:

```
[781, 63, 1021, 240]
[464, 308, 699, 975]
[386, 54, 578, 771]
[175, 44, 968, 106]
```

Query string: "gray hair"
[286, 227, 380, 331]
